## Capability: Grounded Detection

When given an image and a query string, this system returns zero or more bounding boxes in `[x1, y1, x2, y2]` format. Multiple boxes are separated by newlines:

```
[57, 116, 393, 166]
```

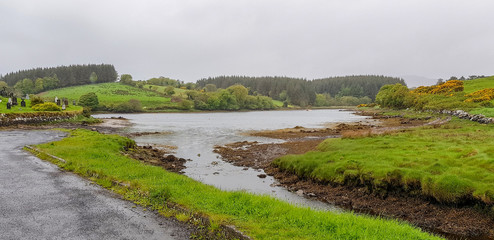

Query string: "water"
[95, 109, 367, 210]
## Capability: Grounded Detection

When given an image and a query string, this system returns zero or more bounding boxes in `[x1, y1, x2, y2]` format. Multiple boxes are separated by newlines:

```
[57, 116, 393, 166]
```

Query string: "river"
[95, 109, 367, 210]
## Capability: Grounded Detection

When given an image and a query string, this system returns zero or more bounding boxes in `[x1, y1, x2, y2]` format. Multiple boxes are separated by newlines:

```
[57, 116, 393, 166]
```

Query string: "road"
[0, 130, 192, 240]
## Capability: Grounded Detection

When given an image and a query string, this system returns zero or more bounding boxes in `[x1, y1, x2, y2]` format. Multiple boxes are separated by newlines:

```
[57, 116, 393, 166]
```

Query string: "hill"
[374, 76, 494, 117]
[0, 64, 117, 94]
[39, 83, 173, 112]
[197, 75, 404, 107]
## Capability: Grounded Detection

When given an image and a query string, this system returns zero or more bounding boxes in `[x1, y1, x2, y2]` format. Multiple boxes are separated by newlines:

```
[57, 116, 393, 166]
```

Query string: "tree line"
[0, 64, 117, 94]
[196, 75, 404, 107]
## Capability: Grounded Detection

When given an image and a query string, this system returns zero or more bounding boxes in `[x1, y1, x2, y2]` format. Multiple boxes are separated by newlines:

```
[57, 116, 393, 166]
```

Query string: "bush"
[375, 84, 414, 109]
[178, 100, 193, 110]
[111, 99, 143, 113]
[30, 96, 44, 106]
[78, 92, 99, 109]
[31, 102, 61, 111]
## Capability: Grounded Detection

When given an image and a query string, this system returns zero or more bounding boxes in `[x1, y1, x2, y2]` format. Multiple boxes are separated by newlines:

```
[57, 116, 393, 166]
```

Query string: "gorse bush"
[412, 80, 464, 95]
[31, 102, 61, 111]
[464, 88, 494, 103]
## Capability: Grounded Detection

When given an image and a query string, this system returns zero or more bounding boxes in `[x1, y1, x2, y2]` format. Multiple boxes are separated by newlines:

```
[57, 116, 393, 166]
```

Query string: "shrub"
[464, 88, 494, 103]
[78, 92, 99, 109]
[112, 99, 143, 113]
[30, 96, 44, 106]
[412, 80, 464, 95]
[178, 100, 193, 110]
[31, 102, 61, 111]
[375, 84, 413, 109]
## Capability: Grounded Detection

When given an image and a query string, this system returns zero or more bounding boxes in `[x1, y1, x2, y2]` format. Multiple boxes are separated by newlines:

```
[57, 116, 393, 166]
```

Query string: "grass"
[39, 83, 173, 110]
[0, 97, 82, 113]
[275, 118, 494, 206]
[463, 76, 494, 94]
[32, 129, 440, 240]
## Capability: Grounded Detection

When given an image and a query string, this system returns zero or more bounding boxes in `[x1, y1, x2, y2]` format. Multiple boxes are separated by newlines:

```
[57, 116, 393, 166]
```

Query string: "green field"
[39, 83, 174, 110]
[32, 129, 440, 240]
[275, 117, 494, 206]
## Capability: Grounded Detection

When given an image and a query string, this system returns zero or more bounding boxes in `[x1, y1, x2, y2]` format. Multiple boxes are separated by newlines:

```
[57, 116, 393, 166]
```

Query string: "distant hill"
[197, 75, 404, 106]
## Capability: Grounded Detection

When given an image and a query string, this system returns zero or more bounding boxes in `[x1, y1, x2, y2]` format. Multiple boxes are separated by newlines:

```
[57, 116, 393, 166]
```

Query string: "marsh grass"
[275, 118, 494, 206]
[33, 129, 440, 240]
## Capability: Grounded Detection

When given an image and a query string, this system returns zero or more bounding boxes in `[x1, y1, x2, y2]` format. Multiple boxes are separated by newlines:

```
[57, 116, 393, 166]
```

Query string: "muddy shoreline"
[214, 113, 494, 240]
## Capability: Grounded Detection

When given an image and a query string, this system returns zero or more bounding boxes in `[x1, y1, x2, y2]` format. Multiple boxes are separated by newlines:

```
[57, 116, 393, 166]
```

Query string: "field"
[275, 117, 494, 207]
[31, 129, 440, 240]
[39, 83, 175, 110]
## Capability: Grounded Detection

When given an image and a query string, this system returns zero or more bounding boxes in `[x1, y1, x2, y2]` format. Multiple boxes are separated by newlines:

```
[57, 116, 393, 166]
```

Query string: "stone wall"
[437, 109, 493, 124]
[0, 110, 82, 126]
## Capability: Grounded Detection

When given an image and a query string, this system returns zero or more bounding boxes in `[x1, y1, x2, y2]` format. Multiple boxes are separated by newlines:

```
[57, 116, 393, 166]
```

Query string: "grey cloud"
[1, 0, 493, 82]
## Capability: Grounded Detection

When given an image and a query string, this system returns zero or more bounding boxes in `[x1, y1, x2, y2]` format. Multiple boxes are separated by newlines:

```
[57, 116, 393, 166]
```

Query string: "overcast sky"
[1, 0, 493, 83]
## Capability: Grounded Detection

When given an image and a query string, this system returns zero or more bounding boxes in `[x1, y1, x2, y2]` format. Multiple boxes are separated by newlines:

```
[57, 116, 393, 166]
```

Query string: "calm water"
[95, 109, 367, 210]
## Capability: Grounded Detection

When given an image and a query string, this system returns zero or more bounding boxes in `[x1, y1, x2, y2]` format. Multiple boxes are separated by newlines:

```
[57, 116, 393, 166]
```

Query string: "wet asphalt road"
[0, 130, 192, 240]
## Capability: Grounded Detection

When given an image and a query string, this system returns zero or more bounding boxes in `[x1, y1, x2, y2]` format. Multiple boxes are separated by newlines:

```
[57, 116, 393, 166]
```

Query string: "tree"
[34, 78, 44, 93]
[14, 78, 34, 94]
[90, 72, 98, 84]
[227, 84, 248, 108]
[375, 84, 413, 109]
[120, 74, 135, 86]
[204, 84, 217, 92]
[164, 86, 175, 96]
[0, 81, 7, 88]
[79, 92, 99, 110]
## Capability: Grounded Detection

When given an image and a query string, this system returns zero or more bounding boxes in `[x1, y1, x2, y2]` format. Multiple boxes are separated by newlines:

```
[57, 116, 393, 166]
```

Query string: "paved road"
[0, 130, 192, 240]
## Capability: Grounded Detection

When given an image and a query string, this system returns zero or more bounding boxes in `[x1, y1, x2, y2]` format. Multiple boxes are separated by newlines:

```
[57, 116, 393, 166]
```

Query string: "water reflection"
[95, 109, 367, 211]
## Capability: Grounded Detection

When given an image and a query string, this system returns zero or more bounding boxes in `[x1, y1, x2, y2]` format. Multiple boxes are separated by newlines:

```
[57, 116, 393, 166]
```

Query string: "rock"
[213, 172, 220, 175]
[242, 167, 249, 171]
[257, 174, 267, 178]
[296, 189, 304, 196]
[211, 161, 219, 166]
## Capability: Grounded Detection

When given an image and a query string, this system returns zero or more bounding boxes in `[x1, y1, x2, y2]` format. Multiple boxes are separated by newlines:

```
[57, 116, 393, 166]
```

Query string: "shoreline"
[213, 112, 494, 240]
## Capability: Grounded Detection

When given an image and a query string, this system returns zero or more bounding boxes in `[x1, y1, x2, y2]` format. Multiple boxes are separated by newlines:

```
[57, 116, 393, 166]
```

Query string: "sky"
[1, 0, 493, 84]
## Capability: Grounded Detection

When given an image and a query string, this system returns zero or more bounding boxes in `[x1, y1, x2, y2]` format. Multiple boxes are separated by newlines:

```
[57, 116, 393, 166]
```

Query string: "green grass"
[33, 129, 440, 240]
[39, 83, 172, 110]
[275, 118, 494, 206]
[463, 76, 494, 94]
[0, 97, 82, 113]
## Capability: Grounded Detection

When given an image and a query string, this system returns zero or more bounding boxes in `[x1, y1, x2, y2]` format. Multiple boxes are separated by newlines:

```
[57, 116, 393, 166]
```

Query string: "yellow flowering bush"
[464, 88, 494, 103]
[412, 80, 464, 95]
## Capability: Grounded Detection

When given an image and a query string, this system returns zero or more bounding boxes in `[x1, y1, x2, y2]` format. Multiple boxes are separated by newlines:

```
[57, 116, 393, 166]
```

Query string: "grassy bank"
[31, 129, 439, 240]
[275, 117, 494, 207]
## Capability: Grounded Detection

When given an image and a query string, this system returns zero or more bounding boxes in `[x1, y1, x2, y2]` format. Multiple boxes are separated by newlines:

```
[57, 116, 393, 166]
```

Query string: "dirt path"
[214, 115, 494, 240]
